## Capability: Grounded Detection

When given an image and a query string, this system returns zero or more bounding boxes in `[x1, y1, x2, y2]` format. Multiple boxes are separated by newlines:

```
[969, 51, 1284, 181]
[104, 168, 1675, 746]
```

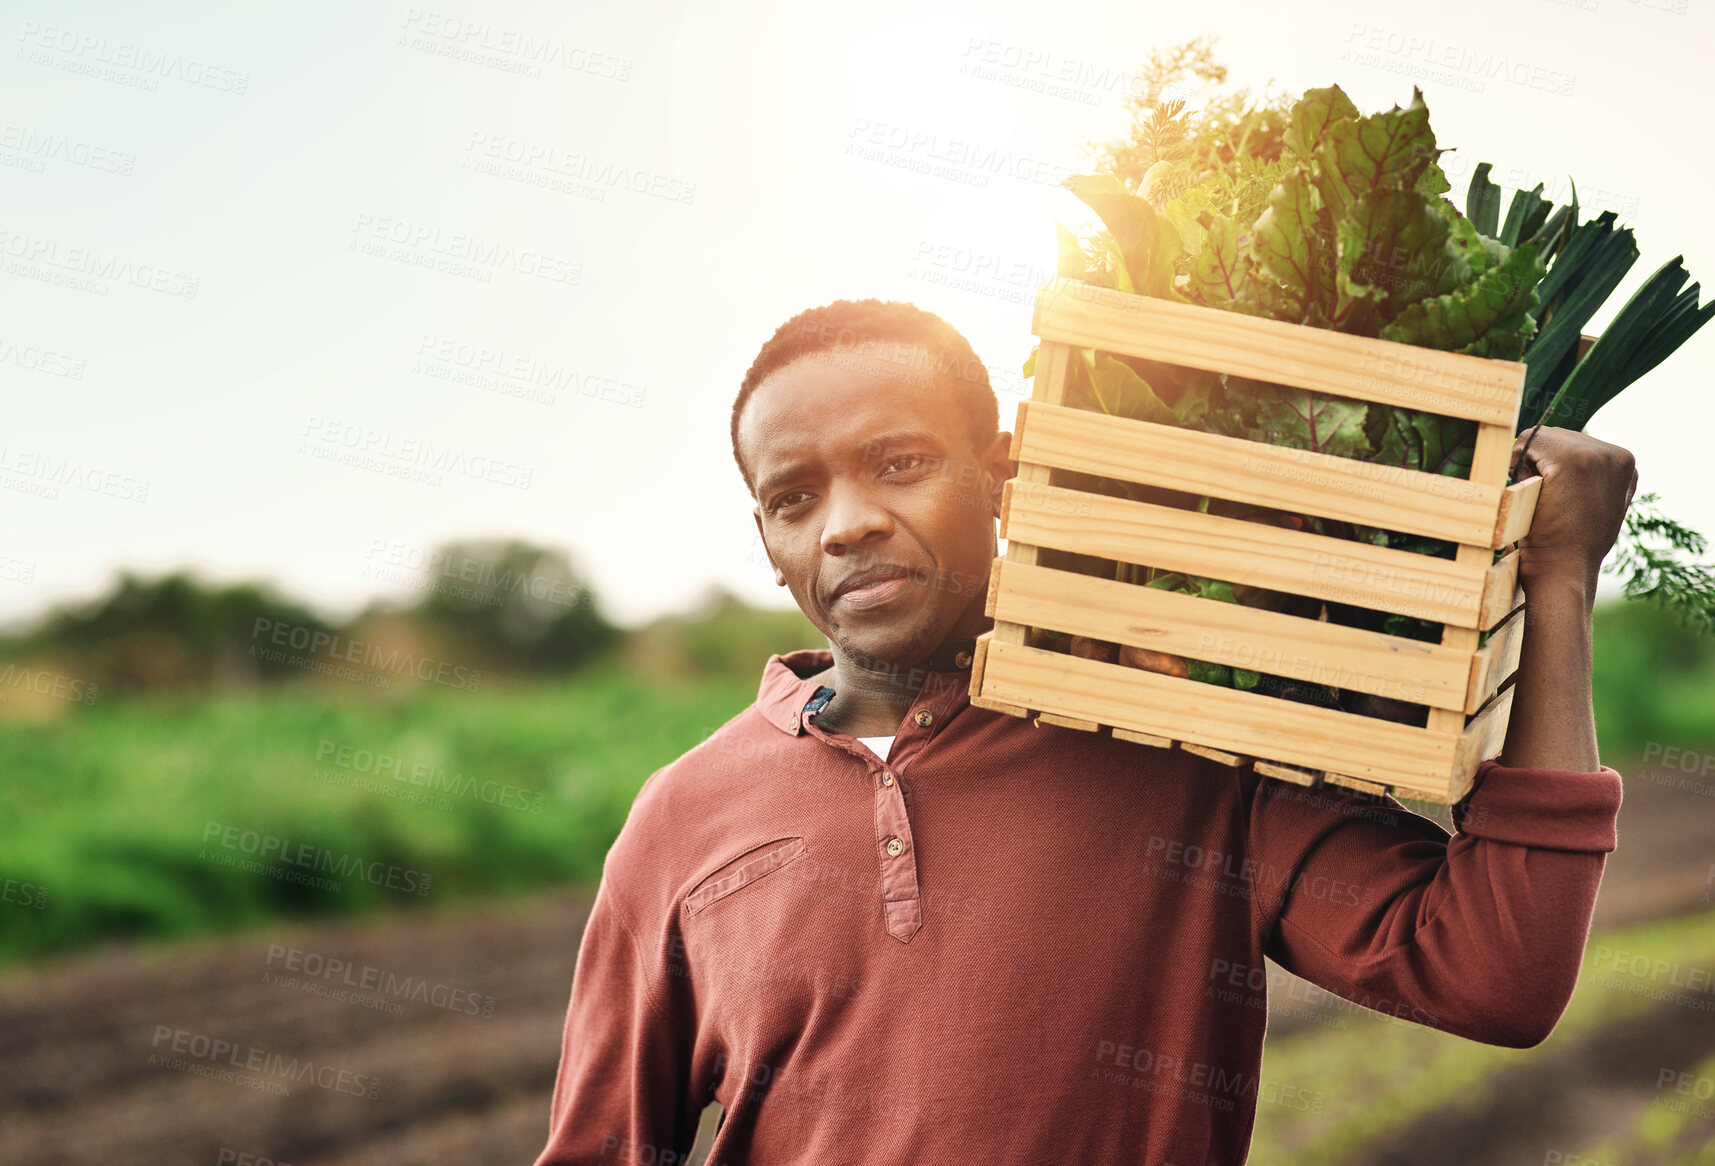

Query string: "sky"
[2, 0, 1711, 631]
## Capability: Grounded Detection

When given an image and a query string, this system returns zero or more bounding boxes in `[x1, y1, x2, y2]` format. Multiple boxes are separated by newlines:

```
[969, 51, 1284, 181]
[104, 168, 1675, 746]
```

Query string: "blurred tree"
[9, 571, 338, 694]
[409, 539, 620, 673]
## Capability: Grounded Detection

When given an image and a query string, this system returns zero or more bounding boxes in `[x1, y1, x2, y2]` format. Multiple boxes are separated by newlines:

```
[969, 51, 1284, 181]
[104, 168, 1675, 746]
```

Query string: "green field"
[3, 597, 1712, 967]
[0, 664, 758, 963]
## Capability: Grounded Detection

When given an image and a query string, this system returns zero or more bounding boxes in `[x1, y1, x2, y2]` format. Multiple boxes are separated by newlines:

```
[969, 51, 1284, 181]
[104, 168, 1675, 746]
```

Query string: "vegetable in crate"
[1028, 74, 1714, 708]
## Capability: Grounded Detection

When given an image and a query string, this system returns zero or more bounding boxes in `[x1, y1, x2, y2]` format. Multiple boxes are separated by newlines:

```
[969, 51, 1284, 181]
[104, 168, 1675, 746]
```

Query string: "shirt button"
[882, 771, 894, 787]
[914, 709, 933, 728]
[955, 651, 972, 669]
[788, 715, 799, 732]
[885, 837, 904, 857]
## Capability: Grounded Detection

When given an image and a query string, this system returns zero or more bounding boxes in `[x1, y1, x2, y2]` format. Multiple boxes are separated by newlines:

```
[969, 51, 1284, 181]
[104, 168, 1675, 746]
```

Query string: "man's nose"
[820, 480, 893, 554]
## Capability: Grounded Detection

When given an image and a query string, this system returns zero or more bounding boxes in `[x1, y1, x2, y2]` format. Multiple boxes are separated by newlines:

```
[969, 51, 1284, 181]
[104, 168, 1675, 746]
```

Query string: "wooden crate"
[969, 278, 1543, 804]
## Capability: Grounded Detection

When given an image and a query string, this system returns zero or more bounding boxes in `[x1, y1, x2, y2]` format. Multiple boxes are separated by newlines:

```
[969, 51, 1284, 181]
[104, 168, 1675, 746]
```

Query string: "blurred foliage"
[0, 540, 625, 699]
[1592, 596, 1715, 759]
[0, 664, 756, 963]
[622, 586, 825, 682]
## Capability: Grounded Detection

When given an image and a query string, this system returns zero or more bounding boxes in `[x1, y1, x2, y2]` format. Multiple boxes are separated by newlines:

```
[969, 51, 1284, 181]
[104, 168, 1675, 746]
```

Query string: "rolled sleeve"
[1454, 759, 1624, 852]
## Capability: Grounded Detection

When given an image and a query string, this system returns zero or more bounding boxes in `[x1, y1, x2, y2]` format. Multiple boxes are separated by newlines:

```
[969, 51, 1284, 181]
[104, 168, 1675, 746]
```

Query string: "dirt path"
[1, 755, 1703, 1165]
[0, 892, 595, 1166]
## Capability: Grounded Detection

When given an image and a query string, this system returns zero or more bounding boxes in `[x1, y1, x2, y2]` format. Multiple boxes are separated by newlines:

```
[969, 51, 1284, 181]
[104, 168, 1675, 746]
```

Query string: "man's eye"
[772, 492, 810, 512]
[881, 454, 925, 475]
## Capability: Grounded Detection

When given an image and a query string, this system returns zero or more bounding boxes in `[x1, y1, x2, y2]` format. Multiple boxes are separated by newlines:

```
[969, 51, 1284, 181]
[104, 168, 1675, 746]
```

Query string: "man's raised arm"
[1245, 426, 1636, 1047]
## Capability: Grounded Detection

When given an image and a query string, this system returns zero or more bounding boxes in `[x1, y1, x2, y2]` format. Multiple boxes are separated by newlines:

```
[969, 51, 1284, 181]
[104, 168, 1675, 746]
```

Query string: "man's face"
[739, 343, 1014, 668]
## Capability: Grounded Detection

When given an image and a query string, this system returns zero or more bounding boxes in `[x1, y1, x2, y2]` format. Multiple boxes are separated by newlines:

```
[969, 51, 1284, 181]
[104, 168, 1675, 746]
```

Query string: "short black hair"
[731, 299, 1000, 498]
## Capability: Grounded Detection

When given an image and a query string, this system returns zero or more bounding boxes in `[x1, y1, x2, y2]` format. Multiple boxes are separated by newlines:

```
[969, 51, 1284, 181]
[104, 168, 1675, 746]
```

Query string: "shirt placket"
[796, 670, 968, 945]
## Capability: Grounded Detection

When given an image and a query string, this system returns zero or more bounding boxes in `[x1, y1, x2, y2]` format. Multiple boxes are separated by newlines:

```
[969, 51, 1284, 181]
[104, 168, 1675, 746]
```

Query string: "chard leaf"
[1065, 174, 1184, 299]
[1405, 411, 1476, 477]
[1250, 169, 1335, 322]
[1336, 187, 1464, 321]
[1087, 352, 1211, 429]
[1382, 239, 1544, 354]
[1251, 384, 1371, 459]
[1441, 199, 1496, 276]
[1180, 215, 1253, 310]
[1313, 87, 1438, 223]
[1284, 85, 1359, 161]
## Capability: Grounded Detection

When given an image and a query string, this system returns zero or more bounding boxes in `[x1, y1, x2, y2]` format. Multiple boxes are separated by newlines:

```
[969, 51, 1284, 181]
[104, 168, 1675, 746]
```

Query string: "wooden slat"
[1494, 476, 1542, 547]
[982, 638, 1463, 795]
[1113, 726, 1175, 748]
[993, 342, 1074, 648]
[1326, 773, 1390, 796]
[1254, 760, 1322, 787]
[1015, 401, 1503, 546]
[1457, 684, 1516, 777]
[1426, 421, 1518, 737]
[1031, 278, 1523, 427]
[990, 558, 1475, 712]
[1002, 480, 1494, 627]
[1465, 603, 1526, 715]
[1182, 742, 1248, 767]
[1038, 711, 1101, 732]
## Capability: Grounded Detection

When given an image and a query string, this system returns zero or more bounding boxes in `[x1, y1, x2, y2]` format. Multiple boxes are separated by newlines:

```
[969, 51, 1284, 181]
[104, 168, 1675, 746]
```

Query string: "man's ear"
[753, 507, 787, 587]
[984, 430, 1017, 518]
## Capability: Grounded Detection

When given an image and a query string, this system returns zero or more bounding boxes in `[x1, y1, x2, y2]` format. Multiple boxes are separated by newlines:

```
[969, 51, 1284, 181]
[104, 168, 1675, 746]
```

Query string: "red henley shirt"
[534, 646, 1624, 1165]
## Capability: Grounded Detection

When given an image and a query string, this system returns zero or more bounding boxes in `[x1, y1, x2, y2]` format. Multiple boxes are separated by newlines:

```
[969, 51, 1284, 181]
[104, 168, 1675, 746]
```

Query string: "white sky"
[2, 0, 1711, 631]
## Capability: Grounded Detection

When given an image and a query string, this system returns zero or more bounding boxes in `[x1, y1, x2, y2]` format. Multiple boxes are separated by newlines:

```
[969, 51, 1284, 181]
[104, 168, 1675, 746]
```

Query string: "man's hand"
[1511, 426, 1638, 598]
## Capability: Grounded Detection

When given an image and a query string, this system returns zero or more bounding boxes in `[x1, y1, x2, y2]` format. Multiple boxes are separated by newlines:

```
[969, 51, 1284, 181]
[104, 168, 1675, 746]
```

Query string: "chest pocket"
[684, 837, 807, 917]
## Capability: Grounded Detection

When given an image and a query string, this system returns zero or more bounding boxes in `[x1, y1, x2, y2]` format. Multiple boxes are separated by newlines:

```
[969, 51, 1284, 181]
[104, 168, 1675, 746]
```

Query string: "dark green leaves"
[1382, 239, 1544, 359]
[1312, 87, 1439, 223]
[1336, 187, 1464, 321]
[1250, 169, 1334, 321]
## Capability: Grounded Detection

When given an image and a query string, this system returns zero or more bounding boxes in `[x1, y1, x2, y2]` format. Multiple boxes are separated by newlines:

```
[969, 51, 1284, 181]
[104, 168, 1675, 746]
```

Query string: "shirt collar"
[756, 648, 835, 735]
[755, 639, 979, 737]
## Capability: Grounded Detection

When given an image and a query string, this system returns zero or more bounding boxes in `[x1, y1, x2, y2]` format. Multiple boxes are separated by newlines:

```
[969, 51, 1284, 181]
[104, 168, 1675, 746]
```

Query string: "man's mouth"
[830, 565, 916, 609]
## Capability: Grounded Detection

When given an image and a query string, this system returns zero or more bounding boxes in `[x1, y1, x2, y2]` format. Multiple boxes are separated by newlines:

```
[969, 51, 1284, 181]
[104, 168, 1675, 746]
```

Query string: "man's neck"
[810, 630, 982, 738]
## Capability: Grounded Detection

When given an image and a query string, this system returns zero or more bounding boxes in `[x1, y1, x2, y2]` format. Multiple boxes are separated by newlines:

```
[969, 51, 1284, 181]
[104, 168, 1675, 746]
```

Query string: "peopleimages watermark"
[398, 9, 632, 82]
[0, 554, 37, 584]
[1092, 1039, 1327, 1113]
[148, 1025, 380, 1098]
[263, 943, 496, 1017]
[16, 21, 250, 95]
[1146, 835, 1378, 907]
[0, 663, 99, 705]
[0, 446, 149, 503]
[956, 37, 1155, 108]
[1592, 945, 1715, 1012]
[311, 738, 545, 813]
[845, 118, 1076, 190]
[0, 122, 135, 177]
[348, 212, 581, 287]
[0, 333, 86, 380]
[200, 820, 434, 896]
[362, 538, 584, 610]
[1340, 24, 1576, 97]
[1207, 958, 1443, 1030]
[1654, 1066, 1715, 1120]
[0, 227, 199, 298]
[216, 1149, 295, 1166]
[300, 417, 534, 491]
[412, 333, 645, 408]
[462, 132, 694, 204]
[2, 876, 49, 910]
[250, 616, 484, 691]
